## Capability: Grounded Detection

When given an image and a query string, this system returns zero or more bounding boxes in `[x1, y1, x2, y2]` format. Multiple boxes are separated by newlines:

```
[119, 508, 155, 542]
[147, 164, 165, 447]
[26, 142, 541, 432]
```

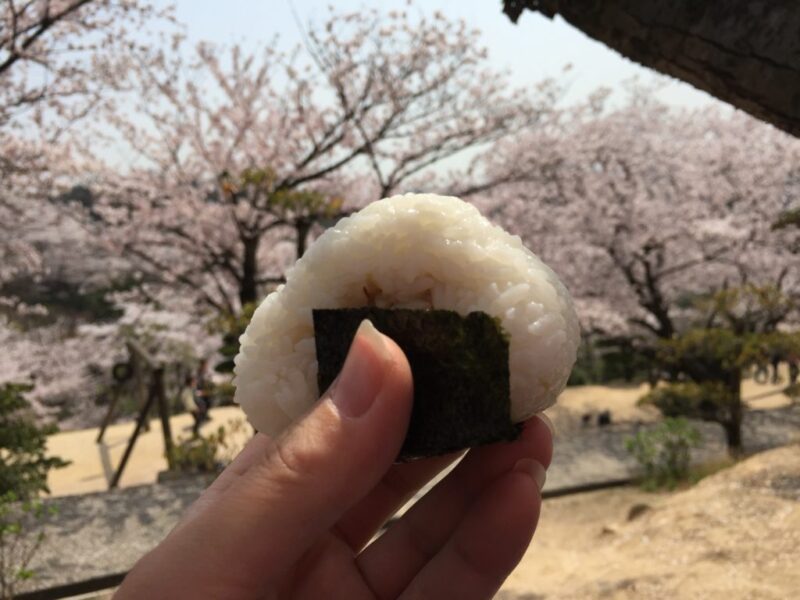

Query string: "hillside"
[500, 444, 800, 599]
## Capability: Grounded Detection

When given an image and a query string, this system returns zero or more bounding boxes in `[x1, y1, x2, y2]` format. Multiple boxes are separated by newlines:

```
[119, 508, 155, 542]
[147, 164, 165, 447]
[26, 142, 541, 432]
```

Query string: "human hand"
[116, 321, 553, 599]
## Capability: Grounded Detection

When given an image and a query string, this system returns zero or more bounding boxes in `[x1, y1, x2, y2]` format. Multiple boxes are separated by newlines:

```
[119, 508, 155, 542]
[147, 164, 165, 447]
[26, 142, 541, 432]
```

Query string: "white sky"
[158, 0, 718, 109]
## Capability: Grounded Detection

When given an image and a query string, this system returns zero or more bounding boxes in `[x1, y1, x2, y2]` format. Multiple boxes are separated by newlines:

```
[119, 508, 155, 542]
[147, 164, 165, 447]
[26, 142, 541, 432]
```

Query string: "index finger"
[334, 452, 461, 551]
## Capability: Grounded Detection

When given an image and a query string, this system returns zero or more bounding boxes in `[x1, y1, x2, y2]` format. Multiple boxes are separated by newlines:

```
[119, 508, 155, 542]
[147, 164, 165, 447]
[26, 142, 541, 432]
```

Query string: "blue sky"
[159, 0, 717, 109]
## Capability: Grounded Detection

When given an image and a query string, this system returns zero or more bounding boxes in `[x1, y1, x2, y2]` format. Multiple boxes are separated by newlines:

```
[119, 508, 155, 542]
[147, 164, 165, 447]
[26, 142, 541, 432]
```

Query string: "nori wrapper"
[313, 308, 521, 460]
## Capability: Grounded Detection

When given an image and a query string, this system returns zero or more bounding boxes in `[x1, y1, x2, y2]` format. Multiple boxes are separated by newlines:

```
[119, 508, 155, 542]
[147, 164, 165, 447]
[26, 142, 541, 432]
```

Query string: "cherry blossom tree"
[1, 0, 174, 307]
[1, 0, 175, 143]
[481, 87, 800, 343]
[89, 5, 557, 315]
[0, 289, 218, 427]
[479, 87, 800, 451]
[1, 1, 180, 429]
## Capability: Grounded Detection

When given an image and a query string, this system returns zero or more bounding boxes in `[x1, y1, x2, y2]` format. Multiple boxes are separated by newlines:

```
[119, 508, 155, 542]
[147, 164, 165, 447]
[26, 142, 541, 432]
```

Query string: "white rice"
[234, 193, 580, 436]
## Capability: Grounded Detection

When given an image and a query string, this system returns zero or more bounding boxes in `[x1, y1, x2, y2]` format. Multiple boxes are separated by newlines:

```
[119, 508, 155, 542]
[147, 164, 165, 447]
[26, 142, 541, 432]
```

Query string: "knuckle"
[271, 435, 325, 483]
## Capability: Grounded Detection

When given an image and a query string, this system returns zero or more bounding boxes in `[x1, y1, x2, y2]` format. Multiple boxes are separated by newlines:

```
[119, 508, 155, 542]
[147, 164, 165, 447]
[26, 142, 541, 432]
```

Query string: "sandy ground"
[45, 372, 793, 497]
[32, 443, 799, 599]
[498, 444, 800, 600]
[548, 371, 793, 433]
[46, 406, 252, 496]
[30, 367, 800, 598]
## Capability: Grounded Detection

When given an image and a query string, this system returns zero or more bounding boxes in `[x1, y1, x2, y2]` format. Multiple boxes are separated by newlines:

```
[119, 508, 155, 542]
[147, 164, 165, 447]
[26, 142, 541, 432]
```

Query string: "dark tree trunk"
[722, 368, 744, 457]
[651, 306, 674, 340]
[240, 236, 260, 307]
[296, 219, 312, 259]
[621, 344, 634, 382]
[503, 1, 800, 137]
[722, 419, 743, 457]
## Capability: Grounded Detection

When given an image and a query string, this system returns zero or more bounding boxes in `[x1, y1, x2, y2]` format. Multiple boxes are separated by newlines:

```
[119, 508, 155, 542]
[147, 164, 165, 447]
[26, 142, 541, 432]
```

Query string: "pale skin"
[116, 321, 553, 599]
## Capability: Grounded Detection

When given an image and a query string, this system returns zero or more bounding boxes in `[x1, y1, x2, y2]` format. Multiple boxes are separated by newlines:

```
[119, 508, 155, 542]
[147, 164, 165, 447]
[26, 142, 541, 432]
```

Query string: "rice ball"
[234, 193, 579, 437]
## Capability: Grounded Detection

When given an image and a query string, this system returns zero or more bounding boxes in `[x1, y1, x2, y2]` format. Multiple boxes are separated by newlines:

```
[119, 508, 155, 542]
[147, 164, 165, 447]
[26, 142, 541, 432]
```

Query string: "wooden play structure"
[96, 339, 176, 488]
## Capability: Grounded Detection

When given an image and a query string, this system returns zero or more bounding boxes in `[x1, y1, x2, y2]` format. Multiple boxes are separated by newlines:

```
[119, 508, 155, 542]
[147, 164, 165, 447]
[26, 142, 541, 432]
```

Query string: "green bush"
[0, 492, 56, 598]
[0, 384, 68, 596]
[567, 336, 653, 386]
[171, 426, 229, 474]
[641, 381, 733, 423]
[625, 418, 702, 491]
[210, 381, 236, 406]
[0, 384, 69, 498]
[644, 326, 800, 455]
[214, 303, 256, 374]
[0, 274, 136, 329]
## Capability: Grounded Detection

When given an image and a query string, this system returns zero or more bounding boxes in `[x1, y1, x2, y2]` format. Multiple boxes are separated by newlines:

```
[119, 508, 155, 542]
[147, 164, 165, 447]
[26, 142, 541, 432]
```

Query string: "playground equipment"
[96, 339, 176, 488]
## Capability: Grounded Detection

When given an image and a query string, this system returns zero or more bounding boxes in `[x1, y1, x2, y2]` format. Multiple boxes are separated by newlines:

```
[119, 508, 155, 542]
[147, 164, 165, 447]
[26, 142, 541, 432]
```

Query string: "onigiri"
[234, 193, 579, 441]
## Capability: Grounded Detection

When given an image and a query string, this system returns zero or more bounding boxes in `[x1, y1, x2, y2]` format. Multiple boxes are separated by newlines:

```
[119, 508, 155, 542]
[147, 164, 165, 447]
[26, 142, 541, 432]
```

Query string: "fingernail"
[537, 412, 555, 439]
[513, 458, 546, 492]
[331, 320, 390, 418]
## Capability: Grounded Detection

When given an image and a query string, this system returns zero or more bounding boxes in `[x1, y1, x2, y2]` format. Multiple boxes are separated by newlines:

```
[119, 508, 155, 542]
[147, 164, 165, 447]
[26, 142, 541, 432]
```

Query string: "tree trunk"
[239, 236, 260, 307]
[723, 368, 744, 457]
[296, 219, 312, 259]
[503, 0, 800, 137]
[722, 418, 743, 457]
[621, 344, 634, 382]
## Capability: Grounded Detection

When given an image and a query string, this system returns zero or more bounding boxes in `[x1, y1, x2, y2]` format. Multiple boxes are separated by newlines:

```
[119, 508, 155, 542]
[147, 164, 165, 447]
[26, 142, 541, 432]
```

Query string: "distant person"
[753, 362, 769, 385]
[770, 350, 783, 385]
[194, 358, 212, 423]
[647, 368, 659, 389]
[788, 355, 799, 386]
[196, 357, 209, 389]
[181, 374, 203, 437]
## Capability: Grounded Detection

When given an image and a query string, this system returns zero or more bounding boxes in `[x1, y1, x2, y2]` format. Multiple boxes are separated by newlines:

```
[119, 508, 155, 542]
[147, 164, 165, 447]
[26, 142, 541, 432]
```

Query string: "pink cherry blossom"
[84, 6, 556, 315]
[479, 89, 800, 340]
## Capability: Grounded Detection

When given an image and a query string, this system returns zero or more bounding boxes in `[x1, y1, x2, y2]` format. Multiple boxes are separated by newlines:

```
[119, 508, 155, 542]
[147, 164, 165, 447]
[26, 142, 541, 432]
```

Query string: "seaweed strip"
[313, 308, 520, 460]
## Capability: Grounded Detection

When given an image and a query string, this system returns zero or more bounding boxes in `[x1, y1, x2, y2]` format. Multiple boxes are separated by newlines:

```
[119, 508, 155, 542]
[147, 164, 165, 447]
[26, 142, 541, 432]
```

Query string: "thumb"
[126, 320, 413, 594]
[243, 318, 414, 558]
